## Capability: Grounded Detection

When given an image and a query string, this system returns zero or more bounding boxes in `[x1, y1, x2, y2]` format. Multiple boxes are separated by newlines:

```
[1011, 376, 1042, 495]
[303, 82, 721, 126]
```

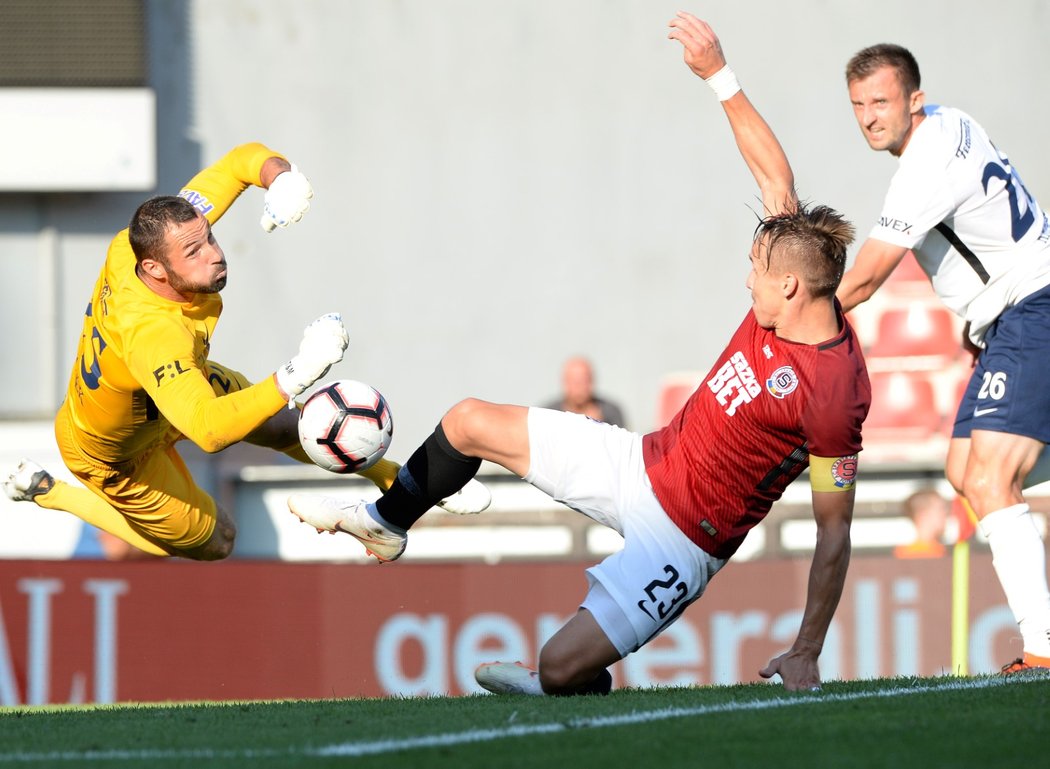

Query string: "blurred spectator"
[894, 489, 950, 558]
[544, 356, 626, 427]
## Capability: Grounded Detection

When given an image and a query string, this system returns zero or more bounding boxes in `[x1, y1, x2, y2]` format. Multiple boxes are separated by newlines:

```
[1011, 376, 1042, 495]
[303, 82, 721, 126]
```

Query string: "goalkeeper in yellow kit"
[3, 143, 488, 559]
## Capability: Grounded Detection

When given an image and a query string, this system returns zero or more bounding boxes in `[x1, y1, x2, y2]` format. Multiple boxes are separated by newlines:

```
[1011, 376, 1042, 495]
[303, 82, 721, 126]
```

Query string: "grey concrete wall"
[2, 0, 1048, 455]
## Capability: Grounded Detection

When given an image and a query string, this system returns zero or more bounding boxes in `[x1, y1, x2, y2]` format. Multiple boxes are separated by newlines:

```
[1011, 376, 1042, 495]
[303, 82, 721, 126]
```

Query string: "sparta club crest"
[765, 365, 799, 399]
[831, 455, 859, 488]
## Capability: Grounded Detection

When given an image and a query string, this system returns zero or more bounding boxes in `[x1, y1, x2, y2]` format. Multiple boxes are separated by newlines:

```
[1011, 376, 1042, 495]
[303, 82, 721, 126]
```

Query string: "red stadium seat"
[885, 251, 928, 287]
[864, 371, 943, 439]
[939, 365, 974, 435]
[655, 373, 703, 428]
[868, 303, 961, 362]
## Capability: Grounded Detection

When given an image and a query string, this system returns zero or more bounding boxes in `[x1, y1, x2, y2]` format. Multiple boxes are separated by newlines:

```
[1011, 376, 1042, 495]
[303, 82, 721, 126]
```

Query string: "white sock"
[980, 504, 1050, 657]
[365, 502, 406, 535]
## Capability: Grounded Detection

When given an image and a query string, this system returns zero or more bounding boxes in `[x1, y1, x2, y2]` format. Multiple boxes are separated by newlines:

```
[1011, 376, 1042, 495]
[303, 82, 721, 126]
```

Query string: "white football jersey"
[870, 105, 1050, 345]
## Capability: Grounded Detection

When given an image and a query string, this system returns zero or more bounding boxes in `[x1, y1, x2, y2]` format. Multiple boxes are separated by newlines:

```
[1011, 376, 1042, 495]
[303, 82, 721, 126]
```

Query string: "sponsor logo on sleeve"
[153, 360, 191, 387]
[766, 365, 798, 399]
[955, 118, 972, 159]
[876, 216, 912, 234]
[178, 189, 215, 215]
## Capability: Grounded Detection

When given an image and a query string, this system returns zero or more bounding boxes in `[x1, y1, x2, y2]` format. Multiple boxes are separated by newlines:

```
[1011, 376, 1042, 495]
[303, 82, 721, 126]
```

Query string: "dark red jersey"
[643, 309, 870, 559]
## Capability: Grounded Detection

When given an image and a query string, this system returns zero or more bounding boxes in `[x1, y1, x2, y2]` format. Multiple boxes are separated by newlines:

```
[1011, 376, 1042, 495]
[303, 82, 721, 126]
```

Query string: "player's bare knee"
[538, 646, 589, 694]
[960, 470, 1007, 516]
[442, 399, 487, 451]
[959, 474, 983, 507]
[537, 664, 575, 695]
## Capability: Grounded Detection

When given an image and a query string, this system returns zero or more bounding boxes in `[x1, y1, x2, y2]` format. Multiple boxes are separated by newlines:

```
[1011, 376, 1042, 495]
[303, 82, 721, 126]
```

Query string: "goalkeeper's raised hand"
[275, 313, 349, 405]
[261, 165, 314, 232]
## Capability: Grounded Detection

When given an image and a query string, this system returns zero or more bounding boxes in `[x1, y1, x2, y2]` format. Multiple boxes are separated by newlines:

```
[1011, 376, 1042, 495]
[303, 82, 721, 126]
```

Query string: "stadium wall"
[0, 556, 1028, 705]
[1, 1, 1048, 451]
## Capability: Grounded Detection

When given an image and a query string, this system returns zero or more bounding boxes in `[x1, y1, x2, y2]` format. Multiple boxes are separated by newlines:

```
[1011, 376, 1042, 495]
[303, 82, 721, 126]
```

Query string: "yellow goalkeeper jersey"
[64, 143, 287, 464]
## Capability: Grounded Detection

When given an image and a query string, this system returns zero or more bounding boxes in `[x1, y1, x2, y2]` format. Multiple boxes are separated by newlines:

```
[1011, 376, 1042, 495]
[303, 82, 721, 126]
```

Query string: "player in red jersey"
[287, 12, 870, 693]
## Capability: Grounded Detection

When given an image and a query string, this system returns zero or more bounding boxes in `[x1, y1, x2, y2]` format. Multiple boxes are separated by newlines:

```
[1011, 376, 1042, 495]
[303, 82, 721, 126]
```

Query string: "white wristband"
[705, 65, 741, 101]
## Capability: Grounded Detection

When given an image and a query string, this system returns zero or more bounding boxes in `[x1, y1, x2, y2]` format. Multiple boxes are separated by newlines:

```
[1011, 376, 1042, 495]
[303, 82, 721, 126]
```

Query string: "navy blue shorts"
[953, 283, 1050, 442]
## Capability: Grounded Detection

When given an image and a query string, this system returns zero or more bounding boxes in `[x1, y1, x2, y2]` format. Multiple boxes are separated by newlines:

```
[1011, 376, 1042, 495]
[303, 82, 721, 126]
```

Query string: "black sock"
[376, 423, 481, 530]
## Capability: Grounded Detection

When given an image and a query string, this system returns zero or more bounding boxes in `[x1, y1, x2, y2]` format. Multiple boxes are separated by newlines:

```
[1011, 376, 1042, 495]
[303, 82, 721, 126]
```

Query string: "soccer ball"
[298, 379, 394, 473]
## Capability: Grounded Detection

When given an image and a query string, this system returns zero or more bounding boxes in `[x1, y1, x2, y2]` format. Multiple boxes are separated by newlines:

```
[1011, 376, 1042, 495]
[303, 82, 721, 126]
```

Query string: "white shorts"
[524, 408, 726, 657]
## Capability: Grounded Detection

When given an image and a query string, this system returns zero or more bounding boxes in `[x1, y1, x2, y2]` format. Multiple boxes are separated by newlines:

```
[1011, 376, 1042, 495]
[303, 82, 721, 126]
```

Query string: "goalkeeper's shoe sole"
[287, 494, 406, 562]
[3, 459, 55, 502]
[1001, 652, 1050, 676]
[436, 478, 492, 515]
[475, 662, 544, 696]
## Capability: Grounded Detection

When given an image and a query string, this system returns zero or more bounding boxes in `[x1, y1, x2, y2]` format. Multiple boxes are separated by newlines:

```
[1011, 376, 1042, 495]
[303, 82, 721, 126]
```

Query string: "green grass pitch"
[0, 674, 1047, 768]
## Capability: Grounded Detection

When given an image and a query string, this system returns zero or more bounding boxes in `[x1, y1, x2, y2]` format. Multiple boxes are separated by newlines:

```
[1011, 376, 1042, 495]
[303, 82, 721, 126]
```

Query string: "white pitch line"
[0, 675, 1033, 764]
[312, 675, 1015, 757]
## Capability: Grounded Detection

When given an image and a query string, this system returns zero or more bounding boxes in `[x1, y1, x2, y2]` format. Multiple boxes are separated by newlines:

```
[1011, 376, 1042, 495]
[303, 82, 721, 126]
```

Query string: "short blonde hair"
[753, 203, 856, 298]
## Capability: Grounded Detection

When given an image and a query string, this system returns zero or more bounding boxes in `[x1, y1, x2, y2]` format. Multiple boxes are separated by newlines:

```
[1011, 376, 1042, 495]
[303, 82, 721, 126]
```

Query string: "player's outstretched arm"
[668, 11, 796, 216]
[836, 237, 910, 312]
[760, 487, 853, 690]
[178, 143, 300, 226]
[274, 313, 350, 406]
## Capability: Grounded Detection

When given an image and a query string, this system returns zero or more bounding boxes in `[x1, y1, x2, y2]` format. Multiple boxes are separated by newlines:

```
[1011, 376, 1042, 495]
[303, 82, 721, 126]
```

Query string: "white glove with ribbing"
[276, 313, 349, 406]
[260, 165, 314, 232]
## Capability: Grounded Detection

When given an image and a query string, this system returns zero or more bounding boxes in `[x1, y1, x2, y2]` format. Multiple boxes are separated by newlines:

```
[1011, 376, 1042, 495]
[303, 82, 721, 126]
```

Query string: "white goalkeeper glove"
[275, 313, 349, 406]
[260, 164, 314, 232]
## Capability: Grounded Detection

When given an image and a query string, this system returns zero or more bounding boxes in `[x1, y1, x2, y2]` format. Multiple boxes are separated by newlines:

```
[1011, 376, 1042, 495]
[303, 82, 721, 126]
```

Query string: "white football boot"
[287, 495, 406, 562]
[474, 662, 544, 696]
[436, 478, 492, 515]
[3, 459, 55, 502]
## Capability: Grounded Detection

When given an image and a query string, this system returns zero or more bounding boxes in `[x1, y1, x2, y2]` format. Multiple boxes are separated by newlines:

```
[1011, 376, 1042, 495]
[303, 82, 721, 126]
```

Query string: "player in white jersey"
[836, 43, 1050, 673]
[865, 104, 1050, 343]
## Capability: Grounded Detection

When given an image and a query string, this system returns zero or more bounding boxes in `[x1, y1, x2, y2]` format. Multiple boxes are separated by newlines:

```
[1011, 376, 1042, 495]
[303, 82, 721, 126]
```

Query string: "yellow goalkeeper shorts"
[54, 360, 254, 550]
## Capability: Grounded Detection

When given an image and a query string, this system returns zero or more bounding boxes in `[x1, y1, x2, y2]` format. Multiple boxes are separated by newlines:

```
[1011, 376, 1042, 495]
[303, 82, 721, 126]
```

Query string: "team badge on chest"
[766, 365, 798, 399]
